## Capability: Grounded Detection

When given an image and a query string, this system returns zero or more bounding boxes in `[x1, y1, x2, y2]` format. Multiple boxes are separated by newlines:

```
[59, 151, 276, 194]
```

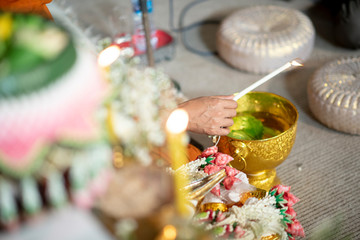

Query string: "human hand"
[178, 95, 238, 136]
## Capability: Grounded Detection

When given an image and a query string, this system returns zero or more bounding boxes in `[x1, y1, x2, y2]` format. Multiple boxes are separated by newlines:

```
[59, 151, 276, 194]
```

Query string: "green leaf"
[269, 188, 277, 196]
[213, 226, 226, 236]
[283, 216, 293, 224]
[228, 115, 264, 140]
[277, 191, 284, 198]
[275, 193, 287, 205]
[263, 126, 281, 138]
[281, 220, 288, 229]
[205, 156, 214, 164]
[228, 130, 253, 140]
[8, 46, 44, 73]
[195, 211, 210, 220]
[269, 189, 277, 196]
[280, 207, 287, 216]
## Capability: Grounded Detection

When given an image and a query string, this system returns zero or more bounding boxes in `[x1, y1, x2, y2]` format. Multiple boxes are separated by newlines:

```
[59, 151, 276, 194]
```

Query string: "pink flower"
[212, 152, 233, 166]
[201, 146, 218, 158]
[225, 224, 234, 233]
[216, 211, 226, 222]
[224, 166, 240, 177]
[204, 164, 222, 175]
[271, 185, 291, 194]
[271, 184, 299, 207]
[286, 206, 297, 218]
[284, 192, 300, 207]
[210, 183, 221, 197]
[234, 226, 246, 238]
[223, 176, 240, 190]
[286, 219, 305, 237]
[208, 210, 215, 220]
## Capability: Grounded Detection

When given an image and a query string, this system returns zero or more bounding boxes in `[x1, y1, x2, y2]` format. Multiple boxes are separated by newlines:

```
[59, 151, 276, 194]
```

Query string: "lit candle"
[233, 59, 303, 101]
[97, 45, 123, 83]
[166, 109, 190, 217]
[98, 45, 123, 168]
[97, 45, 122, 68]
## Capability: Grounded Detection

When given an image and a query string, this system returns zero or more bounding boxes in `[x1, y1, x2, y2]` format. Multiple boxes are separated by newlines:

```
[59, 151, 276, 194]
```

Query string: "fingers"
[178, 95, 238, 136]
[221, 118, 234, 128]
[213, 95, 236, 100]
[224, 99, 238, 109]
[206, 127, 231, 136]
[212, 96, 238, 109]
[204, 118, 234, 136]
[218, 127, 231, 136]
[222, 109, 237, 118]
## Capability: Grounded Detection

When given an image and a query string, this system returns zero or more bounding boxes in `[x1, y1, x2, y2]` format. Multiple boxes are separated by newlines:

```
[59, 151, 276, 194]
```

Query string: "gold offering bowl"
[217, 92, 298, 191]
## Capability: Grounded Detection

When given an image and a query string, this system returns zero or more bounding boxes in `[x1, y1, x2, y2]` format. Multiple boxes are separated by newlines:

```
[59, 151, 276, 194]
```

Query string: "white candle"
[233, 59, 303, 101]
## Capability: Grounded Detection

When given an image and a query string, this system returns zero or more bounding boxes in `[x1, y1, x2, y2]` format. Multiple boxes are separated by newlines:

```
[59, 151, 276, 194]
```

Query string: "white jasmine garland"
[113, 113, 137, 141]
[211, 196, 288, 240]
[106, 57, 179, 165]
[172, 158, 208, 181]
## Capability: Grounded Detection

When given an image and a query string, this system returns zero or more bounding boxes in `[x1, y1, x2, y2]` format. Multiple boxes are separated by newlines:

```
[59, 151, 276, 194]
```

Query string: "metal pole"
[139, 0, 155, 67]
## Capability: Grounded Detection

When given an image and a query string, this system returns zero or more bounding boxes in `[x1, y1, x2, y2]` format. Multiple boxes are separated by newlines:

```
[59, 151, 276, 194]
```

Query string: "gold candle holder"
[217, 92, 298, 191]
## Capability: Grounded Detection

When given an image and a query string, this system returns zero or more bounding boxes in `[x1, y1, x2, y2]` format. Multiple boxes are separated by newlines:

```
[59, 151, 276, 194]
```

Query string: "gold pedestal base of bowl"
[246, 169, 281, 191]
[218, 92, 298, 191]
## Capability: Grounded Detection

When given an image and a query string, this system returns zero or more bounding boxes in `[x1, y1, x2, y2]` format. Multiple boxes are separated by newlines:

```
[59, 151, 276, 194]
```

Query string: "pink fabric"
[0, 50, 107, 171]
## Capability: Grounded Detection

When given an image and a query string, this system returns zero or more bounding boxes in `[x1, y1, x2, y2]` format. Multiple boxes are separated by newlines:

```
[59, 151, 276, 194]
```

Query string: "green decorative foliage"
[228, 115, 264, 140]
[195, 211, 210, 220]
[0, 12, 76, 98]
[279, 207, 287, 217]
[0, 181, 17, 223]
[21, 177, 42, 214]
[275, 192, 288, 207]
[213, 226, 226, 236]
[200, 156, 214, 169]
[269, 188, 277, 196]
[263, 126, 281, 138]
[205, 156, 214, 164]
[47, 172, 67, 208]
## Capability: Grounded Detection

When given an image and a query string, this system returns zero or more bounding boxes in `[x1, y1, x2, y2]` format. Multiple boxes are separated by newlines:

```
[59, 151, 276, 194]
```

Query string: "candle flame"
[98, 45, 122, 67]
[161, 225, 177, 240]
[166, 109, 189, 134]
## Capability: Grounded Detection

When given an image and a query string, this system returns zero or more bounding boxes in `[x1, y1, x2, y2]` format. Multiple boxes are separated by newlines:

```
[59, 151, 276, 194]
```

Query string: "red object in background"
[113, 29, 173, 56]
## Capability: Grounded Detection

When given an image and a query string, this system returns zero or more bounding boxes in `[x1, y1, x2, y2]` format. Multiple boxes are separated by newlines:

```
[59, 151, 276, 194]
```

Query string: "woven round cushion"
[217, 5, 315, 74]
[307, 56, 360, 135]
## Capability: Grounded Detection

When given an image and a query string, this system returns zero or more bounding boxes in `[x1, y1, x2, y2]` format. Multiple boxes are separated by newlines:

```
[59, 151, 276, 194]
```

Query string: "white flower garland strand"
[108, 58, 179, 165]
[186, 154, 289, 239]
[209, 196, 288, 240]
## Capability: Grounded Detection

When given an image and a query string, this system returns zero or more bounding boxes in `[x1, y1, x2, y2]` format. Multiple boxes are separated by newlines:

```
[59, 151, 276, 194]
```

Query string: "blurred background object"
[0, 0, 53, 19]
[217, 5, 315, 74]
